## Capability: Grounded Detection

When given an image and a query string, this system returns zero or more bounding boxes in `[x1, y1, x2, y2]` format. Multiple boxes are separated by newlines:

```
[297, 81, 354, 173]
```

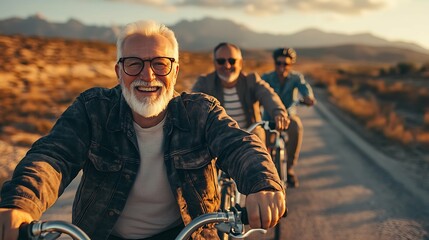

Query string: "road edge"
[314, 100, 429, 204]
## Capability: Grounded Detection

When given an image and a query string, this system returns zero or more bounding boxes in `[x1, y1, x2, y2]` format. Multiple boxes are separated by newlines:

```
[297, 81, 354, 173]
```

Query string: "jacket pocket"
[88, 142, 123, 172]
[74, 143, 124, 225]
[172, 146, 213, 169]
[171, 146, 219, 214]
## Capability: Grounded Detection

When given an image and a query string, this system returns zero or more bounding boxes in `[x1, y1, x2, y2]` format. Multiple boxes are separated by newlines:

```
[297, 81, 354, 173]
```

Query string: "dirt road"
[253, 102, 429, 240]
[41, 101, 429, 240]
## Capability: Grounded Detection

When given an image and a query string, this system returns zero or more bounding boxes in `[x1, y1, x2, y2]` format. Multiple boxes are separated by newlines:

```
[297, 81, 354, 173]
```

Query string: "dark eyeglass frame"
[216, 58, 237, 65]
[275, 61, 292, 67]
[118, 56, 176, 76]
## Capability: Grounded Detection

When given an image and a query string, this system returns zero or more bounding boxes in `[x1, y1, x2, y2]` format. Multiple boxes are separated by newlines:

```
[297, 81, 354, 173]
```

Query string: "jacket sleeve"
[0, 96, 90, 219]
[295, 72, 314, 98]
[204, 98, 284, 194]
[250, 72, 288, 118]
[192, 75, 207, 93]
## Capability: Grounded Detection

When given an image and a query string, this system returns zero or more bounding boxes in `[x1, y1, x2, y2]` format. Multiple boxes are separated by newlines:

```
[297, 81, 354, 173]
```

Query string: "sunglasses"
[216, 58, 237, 65]
[275, 61, 292, 66]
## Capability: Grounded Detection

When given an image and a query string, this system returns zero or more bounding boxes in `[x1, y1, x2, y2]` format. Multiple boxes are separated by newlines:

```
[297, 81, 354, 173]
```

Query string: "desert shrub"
[382, 112, 414, 144]
[328, 85, 379, 120]
[12, 134, 39, 147]
[415, 130, 429, 147]
[388, 62, 420, 75]
[308, 70, 339, 88]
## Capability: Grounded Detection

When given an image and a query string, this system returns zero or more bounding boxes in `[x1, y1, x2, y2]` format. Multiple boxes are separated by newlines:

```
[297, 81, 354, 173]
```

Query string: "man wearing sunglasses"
[192, 42, 290, 143]
[261, 47, 316, 188]
[0, 21, 287, 240]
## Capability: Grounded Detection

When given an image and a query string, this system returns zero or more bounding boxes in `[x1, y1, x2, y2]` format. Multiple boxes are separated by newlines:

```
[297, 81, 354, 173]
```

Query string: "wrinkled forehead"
[122, 34, 175, 58]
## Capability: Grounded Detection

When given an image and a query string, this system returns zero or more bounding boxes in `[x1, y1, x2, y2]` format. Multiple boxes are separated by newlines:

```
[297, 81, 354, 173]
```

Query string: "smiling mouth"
[135, 86, 161, 93]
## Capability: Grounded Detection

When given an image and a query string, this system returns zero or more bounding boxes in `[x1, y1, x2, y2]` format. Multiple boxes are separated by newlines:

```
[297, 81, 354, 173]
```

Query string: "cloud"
[286, 0, 390, 15]
[108, 0, 394, 16]
[108, 0, 174, 9]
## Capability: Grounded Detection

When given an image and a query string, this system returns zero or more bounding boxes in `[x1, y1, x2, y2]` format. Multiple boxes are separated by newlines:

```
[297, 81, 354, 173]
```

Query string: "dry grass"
[312, 61, 429, 150]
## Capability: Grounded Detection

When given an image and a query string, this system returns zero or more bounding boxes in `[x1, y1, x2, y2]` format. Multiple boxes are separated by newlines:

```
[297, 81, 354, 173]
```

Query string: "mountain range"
[1, 15, 429, 57]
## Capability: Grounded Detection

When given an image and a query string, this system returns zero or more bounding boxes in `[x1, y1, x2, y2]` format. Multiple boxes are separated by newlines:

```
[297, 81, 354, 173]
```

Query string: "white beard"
[121, 78, 175, 118]
[218, 71, 239, 84]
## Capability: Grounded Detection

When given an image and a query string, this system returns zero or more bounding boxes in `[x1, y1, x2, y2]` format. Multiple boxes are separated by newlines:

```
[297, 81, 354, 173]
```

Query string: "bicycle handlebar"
[175, 207, 267, 240]
[18, 207, 267, 240]
[19, 220, 90, 240]
[246, 121, 276, 133]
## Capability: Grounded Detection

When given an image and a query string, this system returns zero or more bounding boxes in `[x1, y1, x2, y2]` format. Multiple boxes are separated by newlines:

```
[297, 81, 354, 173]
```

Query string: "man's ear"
[174, 64, 180, 79]
[115, 63, 121, 84]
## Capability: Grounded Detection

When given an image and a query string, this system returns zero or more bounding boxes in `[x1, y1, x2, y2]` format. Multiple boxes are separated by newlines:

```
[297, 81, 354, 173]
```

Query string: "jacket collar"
[106, 92, 133, 133]
[166, 91, 191, 132]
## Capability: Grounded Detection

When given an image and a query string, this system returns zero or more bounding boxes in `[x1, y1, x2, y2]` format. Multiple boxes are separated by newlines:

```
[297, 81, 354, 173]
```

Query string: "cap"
[273, 48, 297, 63]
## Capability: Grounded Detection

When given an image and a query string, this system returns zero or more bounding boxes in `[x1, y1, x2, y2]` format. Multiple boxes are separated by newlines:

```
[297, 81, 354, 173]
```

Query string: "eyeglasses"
[118, 57, 175, 76]
[275, 61, 292, 66]
[216, 58, 237, 65]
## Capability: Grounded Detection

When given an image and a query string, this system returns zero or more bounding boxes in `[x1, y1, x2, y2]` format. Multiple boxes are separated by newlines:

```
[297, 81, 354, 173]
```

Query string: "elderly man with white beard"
[0, 21, 286, 240]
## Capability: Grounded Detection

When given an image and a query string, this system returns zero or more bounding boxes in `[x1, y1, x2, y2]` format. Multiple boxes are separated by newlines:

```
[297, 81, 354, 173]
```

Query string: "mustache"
[130, 79, 165, 88]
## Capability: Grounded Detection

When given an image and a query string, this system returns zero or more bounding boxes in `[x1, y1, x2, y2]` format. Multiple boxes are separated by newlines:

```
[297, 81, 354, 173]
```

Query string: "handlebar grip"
[237, 205, 249, 225]
[236, 205, 288, 225]
[18, 222, 31, 240]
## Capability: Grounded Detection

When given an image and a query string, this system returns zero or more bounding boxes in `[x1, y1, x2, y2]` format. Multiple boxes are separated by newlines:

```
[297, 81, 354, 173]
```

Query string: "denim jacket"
[0, 85, 283, 239]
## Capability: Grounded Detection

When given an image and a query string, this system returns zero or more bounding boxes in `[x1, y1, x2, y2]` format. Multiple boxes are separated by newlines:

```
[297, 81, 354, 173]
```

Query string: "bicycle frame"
[218, 171, 241, 208]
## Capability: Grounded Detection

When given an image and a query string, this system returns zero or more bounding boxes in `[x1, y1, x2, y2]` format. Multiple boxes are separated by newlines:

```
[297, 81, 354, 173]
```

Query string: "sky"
[1, 0, 429, 50]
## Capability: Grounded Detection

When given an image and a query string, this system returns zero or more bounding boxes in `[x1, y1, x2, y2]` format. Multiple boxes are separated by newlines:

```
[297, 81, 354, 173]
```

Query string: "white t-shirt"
[112, 118, 181, 238]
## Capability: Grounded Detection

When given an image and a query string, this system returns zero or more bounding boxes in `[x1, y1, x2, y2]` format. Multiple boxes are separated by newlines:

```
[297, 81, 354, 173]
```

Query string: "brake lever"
[230, 228, 268, 239]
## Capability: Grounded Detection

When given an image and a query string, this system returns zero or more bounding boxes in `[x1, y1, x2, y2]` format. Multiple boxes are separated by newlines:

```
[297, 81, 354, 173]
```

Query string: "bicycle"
[247, 121, 287, 186]
[252, 99, 308, 187]
[18, 207, 267, 240]
[217, 170, 242, 240]
[246, 120, 287, 240]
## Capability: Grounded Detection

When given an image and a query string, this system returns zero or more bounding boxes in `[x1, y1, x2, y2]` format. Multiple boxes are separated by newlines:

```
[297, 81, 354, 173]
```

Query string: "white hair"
[116, 20, 179, 61]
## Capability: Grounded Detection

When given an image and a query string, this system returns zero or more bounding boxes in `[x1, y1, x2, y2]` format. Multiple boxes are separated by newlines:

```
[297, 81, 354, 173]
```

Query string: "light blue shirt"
[262, 70, 314, 117]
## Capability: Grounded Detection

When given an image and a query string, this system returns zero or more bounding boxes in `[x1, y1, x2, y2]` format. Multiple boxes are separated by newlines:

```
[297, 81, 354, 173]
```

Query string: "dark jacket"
[192, 72, 287, 139]
[0, 85, 283, 239]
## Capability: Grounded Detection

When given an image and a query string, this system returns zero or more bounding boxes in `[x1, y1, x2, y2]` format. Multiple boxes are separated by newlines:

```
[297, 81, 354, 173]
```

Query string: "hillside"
[1, 15, 428, 54]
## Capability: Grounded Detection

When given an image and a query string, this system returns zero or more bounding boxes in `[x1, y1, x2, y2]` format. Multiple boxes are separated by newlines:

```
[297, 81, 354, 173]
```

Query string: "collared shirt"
[261, 71, 314, 116]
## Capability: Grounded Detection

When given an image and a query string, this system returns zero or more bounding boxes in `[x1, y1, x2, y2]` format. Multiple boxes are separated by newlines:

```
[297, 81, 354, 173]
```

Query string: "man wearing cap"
[262, 48, 316, 188]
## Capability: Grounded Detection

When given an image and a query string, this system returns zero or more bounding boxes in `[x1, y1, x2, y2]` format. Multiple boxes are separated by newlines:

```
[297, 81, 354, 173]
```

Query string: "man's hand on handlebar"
[245, 190, 286, 230]
[274, 114, 290, 131]
[302, 96, 316, 106]
[0, 208, 33, 240]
